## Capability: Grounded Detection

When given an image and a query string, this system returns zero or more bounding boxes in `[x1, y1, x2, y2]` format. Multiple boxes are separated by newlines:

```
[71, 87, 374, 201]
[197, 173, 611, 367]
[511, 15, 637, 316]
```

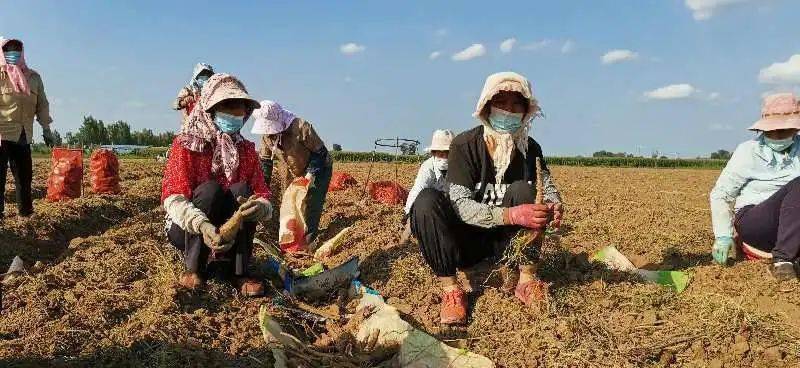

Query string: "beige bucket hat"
[425, 129, 455, 152]
[201, 74, 260, 113]
[749, 93, 800, 131]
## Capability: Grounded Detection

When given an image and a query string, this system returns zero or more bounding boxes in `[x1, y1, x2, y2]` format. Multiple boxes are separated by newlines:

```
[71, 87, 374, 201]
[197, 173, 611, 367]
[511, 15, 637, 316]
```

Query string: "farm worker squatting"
[710, 92, 800, 281]
[0, 37, 56, 219]
[400, 129, 455, 245]
[173, 63, 215, 121]
[252, 100, 333, 250]
[409, 71, 564, 325]
[161, 74, 273, 297]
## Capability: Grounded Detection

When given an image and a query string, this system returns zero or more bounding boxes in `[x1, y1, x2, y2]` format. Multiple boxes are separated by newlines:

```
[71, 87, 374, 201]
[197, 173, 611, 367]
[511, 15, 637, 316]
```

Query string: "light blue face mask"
[764, 136, 795, 152]
[488, 107, 524, 133]
[4, 51, 21, 65]
[215, 112, 245, 134]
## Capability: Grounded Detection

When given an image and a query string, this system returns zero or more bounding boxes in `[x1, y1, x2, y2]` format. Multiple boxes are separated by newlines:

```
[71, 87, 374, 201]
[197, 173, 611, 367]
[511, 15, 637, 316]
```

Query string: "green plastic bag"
[592, 246, 691, 293]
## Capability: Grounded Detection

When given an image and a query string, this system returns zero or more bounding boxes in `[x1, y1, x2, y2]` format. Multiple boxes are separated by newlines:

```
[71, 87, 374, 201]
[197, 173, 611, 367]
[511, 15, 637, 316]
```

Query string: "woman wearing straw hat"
[400, 130, 455, 244]
[252, 100, 333, 251]
[162, 74, 273, 296]
[710, 92, 800, 281]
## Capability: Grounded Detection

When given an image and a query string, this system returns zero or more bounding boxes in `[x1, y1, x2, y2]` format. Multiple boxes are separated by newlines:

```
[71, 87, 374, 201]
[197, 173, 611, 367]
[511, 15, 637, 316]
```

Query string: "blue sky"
[2, 0, 799, 157]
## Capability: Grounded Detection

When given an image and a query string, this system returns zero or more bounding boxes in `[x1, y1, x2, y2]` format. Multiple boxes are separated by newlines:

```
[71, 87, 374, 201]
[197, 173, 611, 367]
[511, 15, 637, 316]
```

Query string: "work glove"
[200, 221, 222, 251]
[548, 202, 564, 230]
[712, 236, 734, 265]
[42, 126, 55, 147]
[503, 204, 550, 230]
[238, 196, 273, 222]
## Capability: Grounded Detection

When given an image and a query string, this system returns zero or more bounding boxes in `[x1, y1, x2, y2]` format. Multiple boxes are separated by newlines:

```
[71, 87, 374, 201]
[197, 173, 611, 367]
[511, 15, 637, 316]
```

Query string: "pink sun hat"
[749, 93, 800, 131]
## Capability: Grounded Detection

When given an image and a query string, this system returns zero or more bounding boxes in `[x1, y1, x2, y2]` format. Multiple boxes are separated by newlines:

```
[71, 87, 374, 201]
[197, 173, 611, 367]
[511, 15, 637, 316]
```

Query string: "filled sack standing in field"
[368, 181, 408, 206]
[46, 148, 84, 202]
[89, 149, 121, 194]
[328, 171, 357, 192]
[279, 178, 310, 252]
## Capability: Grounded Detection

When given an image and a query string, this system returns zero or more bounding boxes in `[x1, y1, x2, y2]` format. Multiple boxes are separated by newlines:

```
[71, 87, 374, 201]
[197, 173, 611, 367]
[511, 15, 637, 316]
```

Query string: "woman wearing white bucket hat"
[252, 100, 333, 249]
[710, 92, 800, 281]
[399, 130, 455, 245]
[404, 129, 455, 216]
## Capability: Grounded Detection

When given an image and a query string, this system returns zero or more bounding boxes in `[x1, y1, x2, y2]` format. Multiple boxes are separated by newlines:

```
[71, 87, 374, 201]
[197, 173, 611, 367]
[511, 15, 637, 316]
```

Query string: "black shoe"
[770, 261, 797, 282]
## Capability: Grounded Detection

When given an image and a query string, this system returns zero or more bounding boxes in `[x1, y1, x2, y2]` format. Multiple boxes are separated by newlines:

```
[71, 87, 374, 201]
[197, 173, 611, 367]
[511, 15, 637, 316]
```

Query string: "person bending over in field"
[173, 63, 214, 121]
[252, 100, 333, 250]
[162, 74, 273, 296]
[710, 92, 800, 281]
[400, 129, 455, 245]
[410, 72, 563, 325]
[0, 37, 56, 220]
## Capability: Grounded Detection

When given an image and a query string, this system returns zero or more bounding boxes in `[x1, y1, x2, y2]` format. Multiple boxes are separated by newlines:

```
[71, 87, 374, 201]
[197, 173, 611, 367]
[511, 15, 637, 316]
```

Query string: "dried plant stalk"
[501, 157, 545, 267]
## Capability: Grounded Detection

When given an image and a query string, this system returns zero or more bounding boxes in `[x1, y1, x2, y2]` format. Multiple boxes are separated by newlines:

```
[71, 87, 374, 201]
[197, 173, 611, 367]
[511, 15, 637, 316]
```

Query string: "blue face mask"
[4, 51, 21, 65]
[215, 112, 245, 134]
[193, 75, 209, 90]
[488, 107, 524, 133]
[764, 136, 795, 152]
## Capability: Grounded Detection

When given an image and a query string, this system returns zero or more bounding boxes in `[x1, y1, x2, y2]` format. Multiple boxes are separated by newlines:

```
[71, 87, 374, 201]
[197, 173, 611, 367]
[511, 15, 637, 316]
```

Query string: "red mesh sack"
[90, 149, 121, 194]
[46, 148, 83, 202]
[368, 181, 408, 206]
[328, 172, 358, 192]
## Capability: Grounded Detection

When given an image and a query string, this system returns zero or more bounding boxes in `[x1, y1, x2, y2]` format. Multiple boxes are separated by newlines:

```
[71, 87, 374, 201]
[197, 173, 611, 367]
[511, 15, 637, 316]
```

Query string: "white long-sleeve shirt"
[404, 157, 449, 214]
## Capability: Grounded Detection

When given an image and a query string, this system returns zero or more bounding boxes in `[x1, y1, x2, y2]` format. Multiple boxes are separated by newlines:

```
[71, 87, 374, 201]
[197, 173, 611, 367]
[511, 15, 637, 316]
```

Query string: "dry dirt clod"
[733, 334, 750, 358]
[764, 346, 784, 361]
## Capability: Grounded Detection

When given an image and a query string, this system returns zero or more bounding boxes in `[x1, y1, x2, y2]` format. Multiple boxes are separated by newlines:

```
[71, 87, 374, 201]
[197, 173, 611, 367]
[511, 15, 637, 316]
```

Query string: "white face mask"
[433, 157, 448, 172]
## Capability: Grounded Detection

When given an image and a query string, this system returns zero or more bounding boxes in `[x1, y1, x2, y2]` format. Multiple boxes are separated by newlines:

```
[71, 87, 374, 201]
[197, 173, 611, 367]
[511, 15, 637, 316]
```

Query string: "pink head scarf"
[180, 74, 259, 181]
[0, 38, 31, 95]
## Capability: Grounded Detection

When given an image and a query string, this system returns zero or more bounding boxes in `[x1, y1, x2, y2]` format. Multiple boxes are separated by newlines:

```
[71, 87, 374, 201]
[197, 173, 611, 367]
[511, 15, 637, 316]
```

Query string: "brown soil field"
[1, 159, 799, 367]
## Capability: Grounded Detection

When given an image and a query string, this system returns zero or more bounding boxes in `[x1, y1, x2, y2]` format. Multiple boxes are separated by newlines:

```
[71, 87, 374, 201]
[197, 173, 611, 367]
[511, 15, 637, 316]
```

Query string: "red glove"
[504, 204, 550, 230]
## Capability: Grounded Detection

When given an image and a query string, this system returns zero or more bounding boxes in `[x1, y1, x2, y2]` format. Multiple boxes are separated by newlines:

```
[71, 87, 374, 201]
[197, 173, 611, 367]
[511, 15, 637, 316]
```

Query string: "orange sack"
[368, 181, 408, 206]
[46, 148, 84, 202]
[328, 172, 358, 192]
[90, 149, 121, 194]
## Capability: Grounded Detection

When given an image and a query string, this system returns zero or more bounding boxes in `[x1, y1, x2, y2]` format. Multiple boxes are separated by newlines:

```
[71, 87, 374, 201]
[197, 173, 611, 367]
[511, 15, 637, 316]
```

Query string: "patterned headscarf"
[0, 38, 31, 95]
[473, 72, 542, 185]
[250, 100, 297, 135]
[180, 73, 259, 181]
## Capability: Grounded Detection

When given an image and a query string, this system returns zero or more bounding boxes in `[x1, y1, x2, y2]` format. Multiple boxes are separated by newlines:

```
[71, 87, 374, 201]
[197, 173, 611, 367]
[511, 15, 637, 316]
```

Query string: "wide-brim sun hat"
[425, 129, 455, 152]
[201, 74, 260, 113]
[749, 92, 800, 131]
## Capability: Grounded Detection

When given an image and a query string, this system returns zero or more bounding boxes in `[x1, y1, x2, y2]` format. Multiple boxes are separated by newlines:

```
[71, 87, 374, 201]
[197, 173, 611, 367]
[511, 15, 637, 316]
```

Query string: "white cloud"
[708, 92, 721, 100]
[435, 28, 448, 37]
[601, 49, 639, 64]
[522, 39, 552, 51]
[429, 51, 442, 60]
[344, 76, 353, 83]
[339, 43, 365, 55]
[643, 84, 697, 100]
[685, 0, 751, 21]
[759, 55, 800, 85]
[561, 40, 575, 54]
[499, 38, 516, 53]
[452, 44, 486, 61]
